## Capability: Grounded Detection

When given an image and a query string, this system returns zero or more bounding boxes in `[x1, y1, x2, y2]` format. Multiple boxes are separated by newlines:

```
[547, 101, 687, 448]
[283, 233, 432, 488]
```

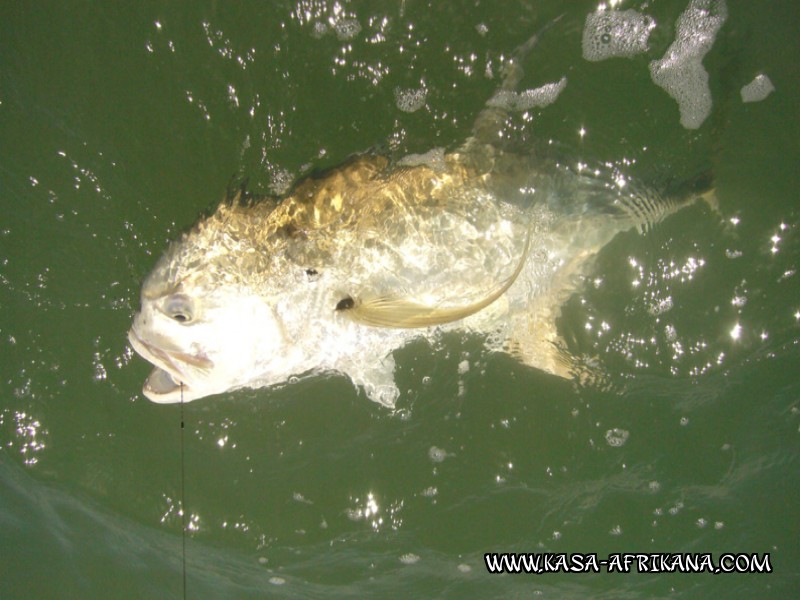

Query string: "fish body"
[128, 22, 712, 406]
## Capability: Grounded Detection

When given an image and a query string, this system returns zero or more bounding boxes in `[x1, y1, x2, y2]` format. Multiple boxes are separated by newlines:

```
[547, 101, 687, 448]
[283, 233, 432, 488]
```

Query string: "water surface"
[1, 1, 799, 598]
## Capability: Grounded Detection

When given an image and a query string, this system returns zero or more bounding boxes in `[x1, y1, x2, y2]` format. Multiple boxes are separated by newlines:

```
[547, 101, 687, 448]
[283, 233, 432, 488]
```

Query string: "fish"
[128, 18, 714, 407]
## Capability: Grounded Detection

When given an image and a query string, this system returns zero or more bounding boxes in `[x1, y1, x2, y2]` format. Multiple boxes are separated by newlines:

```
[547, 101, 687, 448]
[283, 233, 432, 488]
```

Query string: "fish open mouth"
[144, 367, 184, 401]
[128, 328, 214, 404]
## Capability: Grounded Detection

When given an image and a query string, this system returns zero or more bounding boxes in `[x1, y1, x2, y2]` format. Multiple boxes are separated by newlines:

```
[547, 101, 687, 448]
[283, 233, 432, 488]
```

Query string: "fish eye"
[164, 294, 194, 324]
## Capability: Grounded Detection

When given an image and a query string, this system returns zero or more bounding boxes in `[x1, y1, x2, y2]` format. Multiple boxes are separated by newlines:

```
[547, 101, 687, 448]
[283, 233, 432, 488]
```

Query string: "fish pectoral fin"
[341, 228, 532, 329]
[343, 294, 492, 329]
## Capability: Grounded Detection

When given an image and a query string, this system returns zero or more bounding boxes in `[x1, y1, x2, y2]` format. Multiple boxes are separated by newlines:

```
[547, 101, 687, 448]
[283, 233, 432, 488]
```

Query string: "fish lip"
[127, 328, 214, 403]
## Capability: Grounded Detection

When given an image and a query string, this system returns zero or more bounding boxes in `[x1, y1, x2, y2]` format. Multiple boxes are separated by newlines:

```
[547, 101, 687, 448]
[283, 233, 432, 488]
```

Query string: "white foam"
[582, 9, 656, 62]
[394, 86, 427, 113]
[398, 147, 446, 170]
[399, 553, 420, 564]
[486, 76, 567, 111]
[649, 0, 728, 129]
[740, 74, 775, 103]
[605, 428, 630, 447]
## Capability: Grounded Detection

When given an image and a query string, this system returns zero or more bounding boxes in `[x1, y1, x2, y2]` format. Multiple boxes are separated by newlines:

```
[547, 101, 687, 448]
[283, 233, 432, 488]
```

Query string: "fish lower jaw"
[143, 366, 188, 404]
[128, 328, 211, 403]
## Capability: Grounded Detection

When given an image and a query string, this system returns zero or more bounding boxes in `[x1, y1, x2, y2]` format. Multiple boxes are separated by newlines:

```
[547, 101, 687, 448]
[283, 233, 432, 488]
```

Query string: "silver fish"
[128, 20, 713, 406]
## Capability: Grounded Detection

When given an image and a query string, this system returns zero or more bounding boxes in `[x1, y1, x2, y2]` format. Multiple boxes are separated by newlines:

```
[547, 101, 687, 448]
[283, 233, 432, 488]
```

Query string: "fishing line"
[180, 382, 187, 600]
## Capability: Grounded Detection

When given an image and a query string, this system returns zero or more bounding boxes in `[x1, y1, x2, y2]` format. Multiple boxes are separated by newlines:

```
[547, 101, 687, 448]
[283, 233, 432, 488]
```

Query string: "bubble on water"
[648, 296, 673, 316]
[669, 501, 684, 515]
[269, 576, 286, 585]
[10, 411, 48, 466]
[311, 22, 329, 38]
[398, 147, 446, 170]
[582, 9, 656, 62]
[292, 492, 313, 504]
[399, 553, 420, 564]
[486, 76, 567, 111]
[476, 23, 488, 37]
[92, 354, 108, 381]
[457, 563, 472, 573]
[457, 359, 470, 375]
[370, 384, 399, 407]
[605, 428, 630, 447]
[649, 0, 728, 129]
[740, 74, 775, 103]
[428, 446, 448, 463]
[333, 18, 361, 40]
[257, 556, 268, 565]
[269, 167, 294, 195]
[420, 486, 438, 497]
[395, 86, 427, 113]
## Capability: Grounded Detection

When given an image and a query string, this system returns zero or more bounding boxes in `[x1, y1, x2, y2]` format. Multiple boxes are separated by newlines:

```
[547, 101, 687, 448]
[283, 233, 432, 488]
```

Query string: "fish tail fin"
[664, 169, 714, 203]
[601, 168, 717, 234]
[657, 169, 719, 224]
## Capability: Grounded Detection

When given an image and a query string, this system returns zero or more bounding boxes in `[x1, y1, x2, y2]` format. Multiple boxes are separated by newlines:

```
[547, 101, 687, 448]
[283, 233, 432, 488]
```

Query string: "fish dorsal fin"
[463, 15, 563, 157]
[340, 228, 532, 329]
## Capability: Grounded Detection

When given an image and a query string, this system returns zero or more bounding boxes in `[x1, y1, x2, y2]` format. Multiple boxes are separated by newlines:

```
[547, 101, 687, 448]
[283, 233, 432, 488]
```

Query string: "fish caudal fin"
[619, 169, 717, 233]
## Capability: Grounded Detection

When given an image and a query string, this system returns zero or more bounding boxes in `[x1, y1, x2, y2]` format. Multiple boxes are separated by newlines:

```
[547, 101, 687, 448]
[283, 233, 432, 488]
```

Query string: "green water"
[1, 1, 799, 598]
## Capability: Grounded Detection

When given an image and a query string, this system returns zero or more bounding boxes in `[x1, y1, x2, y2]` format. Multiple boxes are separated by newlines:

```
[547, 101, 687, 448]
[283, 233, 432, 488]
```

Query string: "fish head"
[128, 227, 288, 403]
